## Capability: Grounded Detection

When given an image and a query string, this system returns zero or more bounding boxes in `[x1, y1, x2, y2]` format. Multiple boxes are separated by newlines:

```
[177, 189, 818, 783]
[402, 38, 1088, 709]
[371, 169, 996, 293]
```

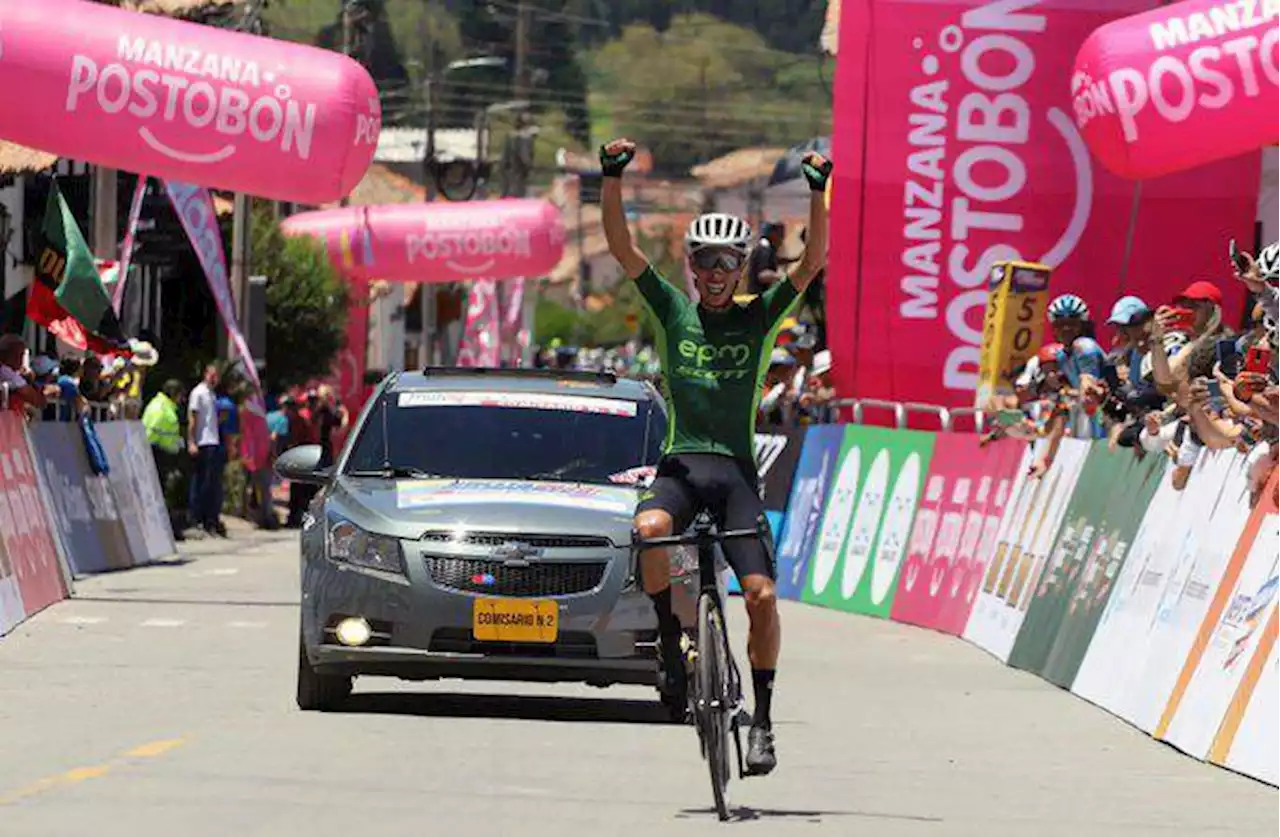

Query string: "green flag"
[29, 181, 127, 353]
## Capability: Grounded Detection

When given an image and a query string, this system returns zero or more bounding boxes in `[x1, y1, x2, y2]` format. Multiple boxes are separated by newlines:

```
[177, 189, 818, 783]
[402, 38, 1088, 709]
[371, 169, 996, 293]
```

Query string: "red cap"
[1176, 280, 1223, 305]
[1037, 343, 1065, 365]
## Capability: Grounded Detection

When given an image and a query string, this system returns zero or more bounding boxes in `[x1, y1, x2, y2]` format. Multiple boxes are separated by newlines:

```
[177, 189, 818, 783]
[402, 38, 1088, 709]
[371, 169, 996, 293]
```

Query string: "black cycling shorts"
[635, 453, 776, 581]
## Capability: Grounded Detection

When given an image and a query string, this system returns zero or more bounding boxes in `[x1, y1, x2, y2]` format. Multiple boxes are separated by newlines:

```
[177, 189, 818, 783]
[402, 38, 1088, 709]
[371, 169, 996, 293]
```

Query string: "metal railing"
[1, 383, 141, 422]
[830, 398, 989, 434]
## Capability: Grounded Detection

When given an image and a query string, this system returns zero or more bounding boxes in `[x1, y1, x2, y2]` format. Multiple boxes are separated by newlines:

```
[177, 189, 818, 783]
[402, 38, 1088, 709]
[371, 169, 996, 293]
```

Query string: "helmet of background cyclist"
[1047, 293, 1090, 321]
[684, 213, 752, 255]
[1256, 241, 1279, 285]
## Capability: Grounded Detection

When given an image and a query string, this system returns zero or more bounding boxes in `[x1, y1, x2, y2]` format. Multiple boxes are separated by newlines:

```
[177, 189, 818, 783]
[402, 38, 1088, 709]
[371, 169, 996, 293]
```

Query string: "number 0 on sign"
[472, 598, 559, 643]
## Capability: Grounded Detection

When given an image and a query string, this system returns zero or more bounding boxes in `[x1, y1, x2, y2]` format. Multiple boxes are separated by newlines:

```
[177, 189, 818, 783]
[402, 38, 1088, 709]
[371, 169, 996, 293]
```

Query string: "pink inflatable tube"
[0, 0, 380, 204]
[1071, 0, 1279, 180]
[280, 199, 566, 283]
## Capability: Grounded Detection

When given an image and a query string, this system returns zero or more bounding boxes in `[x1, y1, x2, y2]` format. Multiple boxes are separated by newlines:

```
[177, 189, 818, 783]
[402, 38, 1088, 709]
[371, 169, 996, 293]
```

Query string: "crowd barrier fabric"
[803, 425, 934, 617]
[963, 439, 1090, 661]
[28, 423, 132, 575]
[95, 423, 177, 563]
[1007, 443, 1164, 685]
[1072, 450, 1251, 730]
[775, 425, 845, 600]
[890, 433, 1022, 634]
[0, 413, 69, 636]
[772, 420, 1277, 785]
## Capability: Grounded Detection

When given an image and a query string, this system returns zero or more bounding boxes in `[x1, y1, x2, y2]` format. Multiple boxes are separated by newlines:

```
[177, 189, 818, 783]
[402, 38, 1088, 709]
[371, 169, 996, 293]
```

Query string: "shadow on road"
[677, 805, 943, 824]
[341, 690, 679, 726]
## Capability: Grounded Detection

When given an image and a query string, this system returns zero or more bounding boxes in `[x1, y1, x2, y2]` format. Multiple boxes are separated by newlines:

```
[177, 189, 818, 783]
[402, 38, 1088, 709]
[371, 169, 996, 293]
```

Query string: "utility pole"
[424, 42, 440, 202]
[228, 0, 265, 364]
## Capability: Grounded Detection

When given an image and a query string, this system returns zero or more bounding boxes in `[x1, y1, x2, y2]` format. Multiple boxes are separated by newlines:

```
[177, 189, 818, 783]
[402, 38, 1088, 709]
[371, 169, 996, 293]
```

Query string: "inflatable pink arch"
[280, 199, 566, 283]
[0, 0, 380, 203]
[1071, 0, 1279, 180]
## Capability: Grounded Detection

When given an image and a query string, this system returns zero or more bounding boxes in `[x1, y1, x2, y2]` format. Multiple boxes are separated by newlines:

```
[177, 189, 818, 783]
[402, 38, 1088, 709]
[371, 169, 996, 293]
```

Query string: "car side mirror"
[274, 444, 331, 485]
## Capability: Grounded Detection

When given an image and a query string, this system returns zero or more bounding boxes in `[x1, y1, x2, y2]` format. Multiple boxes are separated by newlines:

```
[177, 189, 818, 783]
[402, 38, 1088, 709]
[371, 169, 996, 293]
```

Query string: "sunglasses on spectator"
[690, 248, 745, 272]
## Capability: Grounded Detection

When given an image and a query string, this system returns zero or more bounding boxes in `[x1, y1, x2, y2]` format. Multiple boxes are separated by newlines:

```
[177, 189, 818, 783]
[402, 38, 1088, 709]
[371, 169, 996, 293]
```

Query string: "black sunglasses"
[690, 248, 745, 272]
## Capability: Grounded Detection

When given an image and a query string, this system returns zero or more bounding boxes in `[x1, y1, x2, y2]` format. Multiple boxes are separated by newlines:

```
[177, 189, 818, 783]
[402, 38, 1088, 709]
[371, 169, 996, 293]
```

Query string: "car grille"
[420, 531, 613, 549]
[425, 557, 609, 597]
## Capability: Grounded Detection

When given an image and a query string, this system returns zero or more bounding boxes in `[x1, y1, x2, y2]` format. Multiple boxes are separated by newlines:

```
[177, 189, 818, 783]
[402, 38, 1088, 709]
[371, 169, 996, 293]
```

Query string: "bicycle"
[634, 512, 765, 822]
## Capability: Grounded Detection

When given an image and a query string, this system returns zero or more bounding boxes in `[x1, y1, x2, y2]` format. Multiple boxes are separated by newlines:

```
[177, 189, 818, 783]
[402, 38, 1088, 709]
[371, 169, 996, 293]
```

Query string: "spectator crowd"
[985, 241, 1279, 507]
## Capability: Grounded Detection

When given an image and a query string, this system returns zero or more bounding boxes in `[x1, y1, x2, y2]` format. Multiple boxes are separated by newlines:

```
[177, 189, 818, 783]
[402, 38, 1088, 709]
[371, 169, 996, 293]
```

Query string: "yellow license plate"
[472, 598, 559, 643]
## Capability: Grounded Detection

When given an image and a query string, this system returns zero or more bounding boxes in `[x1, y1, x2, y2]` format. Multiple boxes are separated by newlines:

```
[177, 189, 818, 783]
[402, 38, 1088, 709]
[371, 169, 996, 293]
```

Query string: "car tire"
[296, 639, 352, 712]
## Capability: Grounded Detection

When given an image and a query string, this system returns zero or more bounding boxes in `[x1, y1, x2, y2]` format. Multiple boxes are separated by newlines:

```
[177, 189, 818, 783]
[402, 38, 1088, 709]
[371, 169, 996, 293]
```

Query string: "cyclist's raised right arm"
[600, 138, 649, 280]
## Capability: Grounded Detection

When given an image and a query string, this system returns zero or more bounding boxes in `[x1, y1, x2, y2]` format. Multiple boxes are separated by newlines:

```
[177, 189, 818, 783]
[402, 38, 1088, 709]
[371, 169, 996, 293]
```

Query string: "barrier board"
[775, 425, 845, 601]
[891, 435, 1022, 635]
[962, 439, 1089, 661]
[804, 425, 933, 617]
[0, 413, 69, 634]
[27, 422, 133, 575]
[1007, 444, 1164, 685]
[95, 422, 177, 563]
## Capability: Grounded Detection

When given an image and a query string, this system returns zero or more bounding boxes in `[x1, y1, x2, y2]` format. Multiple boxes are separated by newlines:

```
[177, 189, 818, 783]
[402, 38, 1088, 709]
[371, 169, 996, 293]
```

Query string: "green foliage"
[253, 208, 350, 394]
[585, 14, 831, 171]
[533, 280, 653, 347]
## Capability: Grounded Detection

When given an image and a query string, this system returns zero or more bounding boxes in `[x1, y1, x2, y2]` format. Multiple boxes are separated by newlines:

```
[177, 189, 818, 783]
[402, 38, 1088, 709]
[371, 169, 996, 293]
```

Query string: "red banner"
[827, 0, 1261, 409]
[892, 434, 1023, 633]
[0, 412, 66, 618]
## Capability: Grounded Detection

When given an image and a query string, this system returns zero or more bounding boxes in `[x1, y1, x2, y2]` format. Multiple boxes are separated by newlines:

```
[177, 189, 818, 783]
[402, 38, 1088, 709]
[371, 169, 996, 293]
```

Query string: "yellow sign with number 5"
[975, 261, 1052, 409]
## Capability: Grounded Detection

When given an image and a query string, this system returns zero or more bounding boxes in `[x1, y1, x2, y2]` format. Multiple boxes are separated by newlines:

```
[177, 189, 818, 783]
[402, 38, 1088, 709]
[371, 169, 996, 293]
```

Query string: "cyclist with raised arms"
[600, 137, 832, 775]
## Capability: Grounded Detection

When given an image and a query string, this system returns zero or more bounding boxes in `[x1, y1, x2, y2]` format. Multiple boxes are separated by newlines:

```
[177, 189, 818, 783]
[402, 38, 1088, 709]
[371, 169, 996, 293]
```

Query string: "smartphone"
[1217, 338, 1244, 378]
[1206, 380, 1223, 400]
[1230, 238, 1250, 274]
[1166, 305, 1197, 333]
[1244, 344, 1272, 375]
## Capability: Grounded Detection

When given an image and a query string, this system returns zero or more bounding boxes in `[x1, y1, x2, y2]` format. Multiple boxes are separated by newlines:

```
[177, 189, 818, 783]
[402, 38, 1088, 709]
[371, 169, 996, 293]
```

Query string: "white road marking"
[59, 616, 107, 626]
[226, 621, 268, 629]
[140, 619, 187, 628]
[189, 568, 239, 577]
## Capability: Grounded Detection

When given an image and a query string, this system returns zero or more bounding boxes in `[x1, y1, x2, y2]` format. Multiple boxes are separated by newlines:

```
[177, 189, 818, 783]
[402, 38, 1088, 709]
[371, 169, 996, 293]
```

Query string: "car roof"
[391, 367, 658, 403]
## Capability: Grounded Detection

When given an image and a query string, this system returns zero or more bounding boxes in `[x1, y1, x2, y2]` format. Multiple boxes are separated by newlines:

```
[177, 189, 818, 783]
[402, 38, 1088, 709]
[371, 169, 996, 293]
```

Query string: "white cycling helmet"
[1256, 241, 1279, 284]
[1048, 293, 1090, 321]
[684, 213, 751, 254]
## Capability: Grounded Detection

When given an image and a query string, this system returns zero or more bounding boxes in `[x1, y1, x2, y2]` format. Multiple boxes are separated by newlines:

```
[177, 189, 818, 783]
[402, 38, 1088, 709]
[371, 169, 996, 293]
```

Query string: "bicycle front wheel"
[696, 592, 732, 822]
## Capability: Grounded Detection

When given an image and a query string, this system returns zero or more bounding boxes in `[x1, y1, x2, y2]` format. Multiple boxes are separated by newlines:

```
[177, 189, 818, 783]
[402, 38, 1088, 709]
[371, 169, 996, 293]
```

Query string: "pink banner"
[499, 278, 526, 365]
[826, 0, 1261, 410]
[164, 180, 270, 472]
[891, 434, 1022, 634]
[456, 279, 501, 367]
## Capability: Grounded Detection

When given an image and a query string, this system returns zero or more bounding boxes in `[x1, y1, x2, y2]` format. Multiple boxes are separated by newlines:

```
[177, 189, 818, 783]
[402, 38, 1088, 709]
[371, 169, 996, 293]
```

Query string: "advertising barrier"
[0, 413, 67, 636]
[770, 417, 1275, 785]
[803, 425, 934, 617]
[963, 439, 1089, 661]
[95, 422, 177, 564]
[890, 433, 1022, 634]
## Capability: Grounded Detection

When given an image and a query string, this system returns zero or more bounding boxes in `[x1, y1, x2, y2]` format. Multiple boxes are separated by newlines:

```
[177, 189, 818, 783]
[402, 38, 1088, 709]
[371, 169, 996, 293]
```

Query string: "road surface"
[0, 527, 1274, 836]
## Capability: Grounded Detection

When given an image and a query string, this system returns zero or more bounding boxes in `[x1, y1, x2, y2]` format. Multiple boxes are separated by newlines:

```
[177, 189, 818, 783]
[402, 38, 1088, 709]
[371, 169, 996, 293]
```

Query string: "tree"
[587, 14, 830, 173]
[253, 209, 350, 394]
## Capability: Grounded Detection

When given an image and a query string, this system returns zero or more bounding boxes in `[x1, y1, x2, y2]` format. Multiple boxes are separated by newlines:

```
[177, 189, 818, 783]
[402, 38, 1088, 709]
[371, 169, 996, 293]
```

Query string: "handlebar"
[633, 527, 761, 549]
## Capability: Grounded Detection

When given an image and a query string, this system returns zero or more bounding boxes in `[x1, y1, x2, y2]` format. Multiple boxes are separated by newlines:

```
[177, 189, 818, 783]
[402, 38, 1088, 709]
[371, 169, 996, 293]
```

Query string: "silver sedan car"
[276, 368, 699, 715]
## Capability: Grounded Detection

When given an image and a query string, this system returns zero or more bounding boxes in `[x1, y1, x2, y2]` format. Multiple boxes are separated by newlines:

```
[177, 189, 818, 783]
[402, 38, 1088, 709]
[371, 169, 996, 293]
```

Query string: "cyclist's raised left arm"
[786, 152, 832, 295]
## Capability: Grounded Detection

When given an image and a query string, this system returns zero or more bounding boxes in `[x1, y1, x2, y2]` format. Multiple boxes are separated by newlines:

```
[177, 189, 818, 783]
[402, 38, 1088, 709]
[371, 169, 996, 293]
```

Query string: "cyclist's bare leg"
[634, 510, 686, 699]
[741, 572, 781, 774]
[634, 509, 675, 596]
[739, 573, 780, 670]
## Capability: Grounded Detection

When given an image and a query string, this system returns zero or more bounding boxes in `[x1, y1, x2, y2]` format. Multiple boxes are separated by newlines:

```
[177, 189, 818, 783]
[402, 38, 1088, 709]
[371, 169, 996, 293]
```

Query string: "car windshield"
[343, 388, 664, 485]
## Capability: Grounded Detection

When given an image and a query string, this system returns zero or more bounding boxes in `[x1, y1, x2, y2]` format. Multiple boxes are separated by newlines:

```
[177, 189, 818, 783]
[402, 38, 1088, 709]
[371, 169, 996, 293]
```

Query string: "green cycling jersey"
[634, 264, 803, 463]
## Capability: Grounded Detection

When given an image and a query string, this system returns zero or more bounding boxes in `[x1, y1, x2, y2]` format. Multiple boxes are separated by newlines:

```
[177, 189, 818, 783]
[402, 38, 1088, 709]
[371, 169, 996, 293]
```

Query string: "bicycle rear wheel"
[696, 592, 732, 821]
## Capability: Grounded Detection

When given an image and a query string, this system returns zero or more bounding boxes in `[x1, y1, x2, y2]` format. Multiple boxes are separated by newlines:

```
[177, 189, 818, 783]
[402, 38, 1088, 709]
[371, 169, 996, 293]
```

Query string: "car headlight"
[327, 518, 405, 575]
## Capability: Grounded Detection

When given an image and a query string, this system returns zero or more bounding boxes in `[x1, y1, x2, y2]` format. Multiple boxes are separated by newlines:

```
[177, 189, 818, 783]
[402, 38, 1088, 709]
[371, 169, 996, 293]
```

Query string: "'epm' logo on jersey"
[676, 340, 752, 381]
